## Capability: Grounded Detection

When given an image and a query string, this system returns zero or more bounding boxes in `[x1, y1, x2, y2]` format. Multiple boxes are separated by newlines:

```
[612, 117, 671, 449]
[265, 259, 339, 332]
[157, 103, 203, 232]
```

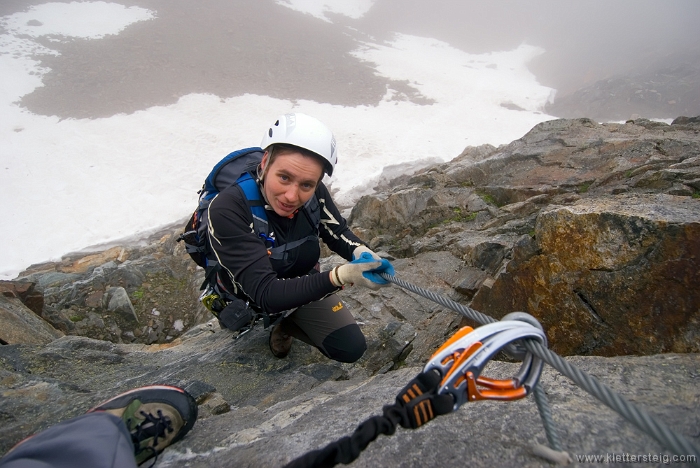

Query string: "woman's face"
[261, 149, 324, 217]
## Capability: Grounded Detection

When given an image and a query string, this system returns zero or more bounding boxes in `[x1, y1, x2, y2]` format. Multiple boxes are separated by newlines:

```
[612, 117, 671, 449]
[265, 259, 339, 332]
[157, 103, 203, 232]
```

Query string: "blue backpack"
[177, 147, 320, 270]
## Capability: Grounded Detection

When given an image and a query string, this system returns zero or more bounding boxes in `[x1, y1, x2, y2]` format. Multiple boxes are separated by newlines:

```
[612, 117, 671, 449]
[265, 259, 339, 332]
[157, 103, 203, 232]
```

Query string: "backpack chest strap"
[268, 235, 318, 260]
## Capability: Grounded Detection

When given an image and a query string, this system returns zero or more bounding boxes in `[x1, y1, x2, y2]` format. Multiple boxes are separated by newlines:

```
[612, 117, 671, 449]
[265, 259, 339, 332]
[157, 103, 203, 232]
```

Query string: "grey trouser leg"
[0, 412, 137, 468]
[281, 293, 367, 363]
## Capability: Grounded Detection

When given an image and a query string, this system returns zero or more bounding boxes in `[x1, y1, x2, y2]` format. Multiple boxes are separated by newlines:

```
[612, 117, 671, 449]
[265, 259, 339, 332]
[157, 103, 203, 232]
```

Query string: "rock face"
[2, 118, 700, 465]
[0, 281, 44, 315]
[0, 281, 61, 345]
[0, 295, 63, 345]
[0, 323, 698, 467]
[544, 62, 700, 121]
[350, 117, 700, 357]
[472, 194, 700, 356]
[11, 228, 208, 346]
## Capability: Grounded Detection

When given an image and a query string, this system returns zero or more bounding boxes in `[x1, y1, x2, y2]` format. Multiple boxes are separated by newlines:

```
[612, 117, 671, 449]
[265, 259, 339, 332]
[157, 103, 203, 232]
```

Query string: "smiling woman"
[260, 149, 324, 217]
[205, 113, 393, 362]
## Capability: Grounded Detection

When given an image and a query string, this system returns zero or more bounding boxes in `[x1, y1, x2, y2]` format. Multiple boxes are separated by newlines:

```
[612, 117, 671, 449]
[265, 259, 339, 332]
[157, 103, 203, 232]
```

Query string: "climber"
[205, 113, 393, 362]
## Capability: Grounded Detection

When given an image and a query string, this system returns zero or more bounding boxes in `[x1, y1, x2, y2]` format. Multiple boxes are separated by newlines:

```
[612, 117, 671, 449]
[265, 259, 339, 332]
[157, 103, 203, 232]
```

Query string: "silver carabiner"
[424, 319, 546, 410]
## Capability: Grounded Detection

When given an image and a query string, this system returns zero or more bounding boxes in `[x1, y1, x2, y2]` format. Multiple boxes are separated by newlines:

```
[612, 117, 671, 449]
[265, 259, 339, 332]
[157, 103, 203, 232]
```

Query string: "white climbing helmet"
[260, 113, 338, 176]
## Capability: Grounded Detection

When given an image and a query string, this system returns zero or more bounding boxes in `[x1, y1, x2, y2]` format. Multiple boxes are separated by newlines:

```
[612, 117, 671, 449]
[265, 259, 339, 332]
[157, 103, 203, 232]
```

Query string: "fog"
[358, 1, 700, 95]
[3, 0, 699, 119]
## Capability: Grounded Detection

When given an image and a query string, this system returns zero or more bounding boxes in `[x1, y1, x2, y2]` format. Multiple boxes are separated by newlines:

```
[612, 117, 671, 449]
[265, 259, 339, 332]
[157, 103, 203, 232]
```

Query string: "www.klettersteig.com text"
[575, 452, 696, 464]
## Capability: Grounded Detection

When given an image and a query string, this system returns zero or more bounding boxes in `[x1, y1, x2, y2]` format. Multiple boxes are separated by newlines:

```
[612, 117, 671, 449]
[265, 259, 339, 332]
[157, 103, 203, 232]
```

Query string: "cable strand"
[379, 272, 700, 459]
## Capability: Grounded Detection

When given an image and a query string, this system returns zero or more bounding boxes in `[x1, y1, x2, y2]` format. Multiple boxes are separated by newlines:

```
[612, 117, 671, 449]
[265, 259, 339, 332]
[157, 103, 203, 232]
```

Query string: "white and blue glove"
[331, 247, 395, 290]
[352, 245, 381, 262]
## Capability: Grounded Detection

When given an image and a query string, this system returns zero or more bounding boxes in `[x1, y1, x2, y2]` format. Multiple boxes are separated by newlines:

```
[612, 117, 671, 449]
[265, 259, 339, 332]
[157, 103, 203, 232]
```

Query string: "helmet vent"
[268, 128, 273, 137]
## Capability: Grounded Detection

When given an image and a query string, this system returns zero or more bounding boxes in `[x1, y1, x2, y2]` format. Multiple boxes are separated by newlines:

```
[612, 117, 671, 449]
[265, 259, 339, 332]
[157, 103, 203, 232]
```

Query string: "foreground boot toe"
[88, 385, 198, 465]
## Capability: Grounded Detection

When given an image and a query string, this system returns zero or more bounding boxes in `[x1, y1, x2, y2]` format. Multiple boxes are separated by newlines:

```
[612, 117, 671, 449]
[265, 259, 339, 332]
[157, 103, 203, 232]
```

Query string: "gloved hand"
[353, 245, 381, 262]
[331, 252, 395, 290]
[333, 259, 382, 290]
[353, 245, 395, 284]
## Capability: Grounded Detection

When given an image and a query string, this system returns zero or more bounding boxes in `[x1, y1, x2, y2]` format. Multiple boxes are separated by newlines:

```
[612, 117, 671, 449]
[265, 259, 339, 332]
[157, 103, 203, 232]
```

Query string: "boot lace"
[130, 409, 174, 466]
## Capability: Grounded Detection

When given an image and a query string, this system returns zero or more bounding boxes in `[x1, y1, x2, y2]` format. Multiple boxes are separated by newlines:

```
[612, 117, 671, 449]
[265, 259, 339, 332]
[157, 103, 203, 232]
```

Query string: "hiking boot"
[88, 385, 198, 465]
[269, 324, 293, 358]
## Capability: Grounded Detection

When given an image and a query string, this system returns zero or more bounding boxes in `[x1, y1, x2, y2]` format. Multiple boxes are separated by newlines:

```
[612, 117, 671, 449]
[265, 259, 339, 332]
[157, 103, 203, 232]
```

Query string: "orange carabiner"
[466, 373, 528, 401]
[424, 319, 547, 410]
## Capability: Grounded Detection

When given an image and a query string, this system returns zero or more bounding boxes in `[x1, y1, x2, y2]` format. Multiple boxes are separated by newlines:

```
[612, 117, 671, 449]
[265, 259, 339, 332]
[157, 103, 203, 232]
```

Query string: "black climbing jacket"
[207, 179, 364, 314]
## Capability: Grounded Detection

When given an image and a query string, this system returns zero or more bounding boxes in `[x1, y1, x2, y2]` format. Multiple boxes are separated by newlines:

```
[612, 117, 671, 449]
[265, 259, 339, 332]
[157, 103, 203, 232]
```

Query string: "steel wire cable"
[378, 272, 700, 459]
[524, 339, 700, 458]
[533, 383, 563, 451]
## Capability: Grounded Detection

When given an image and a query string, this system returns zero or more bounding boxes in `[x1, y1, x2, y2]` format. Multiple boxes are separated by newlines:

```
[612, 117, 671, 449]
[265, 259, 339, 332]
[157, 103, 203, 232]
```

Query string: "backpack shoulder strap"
[236, 172, 269, 238]
[302, 194, 321, 229]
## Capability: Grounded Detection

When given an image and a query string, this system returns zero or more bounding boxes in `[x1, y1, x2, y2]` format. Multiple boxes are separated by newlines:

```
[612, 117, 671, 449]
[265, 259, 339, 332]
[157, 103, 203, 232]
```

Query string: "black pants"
[279, 294, 367, 363]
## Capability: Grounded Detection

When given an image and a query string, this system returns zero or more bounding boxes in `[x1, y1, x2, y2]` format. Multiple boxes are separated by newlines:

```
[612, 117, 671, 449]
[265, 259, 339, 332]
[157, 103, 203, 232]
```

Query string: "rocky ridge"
[545, 61, 700, 122]
[349, 116, 700, 356]
[1, 117, 699, 466]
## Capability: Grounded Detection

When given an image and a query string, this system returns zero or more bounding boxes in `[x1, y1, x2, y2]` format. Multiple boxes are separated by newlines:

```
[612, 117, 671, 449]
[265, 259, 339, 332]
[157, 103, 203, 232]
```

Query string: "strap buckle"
[259, 232, 276, 248]
[424, 314, 547, 410]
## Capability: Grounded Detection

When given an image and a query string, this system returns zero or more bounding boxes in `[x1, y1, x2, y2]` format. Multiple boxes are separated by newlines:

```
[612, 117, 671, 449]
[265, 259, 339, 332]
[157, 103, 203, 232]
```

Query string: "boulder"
[0, 295, 63, 345]
[471, 194, 700, 356]
[104, 287, 139, 323]
[0, 280, 44, 315]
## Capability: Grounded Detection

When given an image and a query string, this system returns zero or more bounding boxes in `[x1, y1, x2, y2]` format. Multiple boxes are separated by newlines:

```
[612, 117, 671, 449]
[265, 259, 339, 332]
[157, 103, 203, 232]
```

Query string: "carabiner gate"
[424, 318, 547, 410]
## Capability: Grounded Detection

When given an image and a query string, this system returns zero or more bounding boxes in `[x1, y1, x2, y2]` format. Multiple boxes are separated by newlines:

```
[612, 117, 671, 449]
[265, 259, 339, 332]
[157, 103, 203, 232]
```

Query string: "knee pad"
[321, 324, 367, 363]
